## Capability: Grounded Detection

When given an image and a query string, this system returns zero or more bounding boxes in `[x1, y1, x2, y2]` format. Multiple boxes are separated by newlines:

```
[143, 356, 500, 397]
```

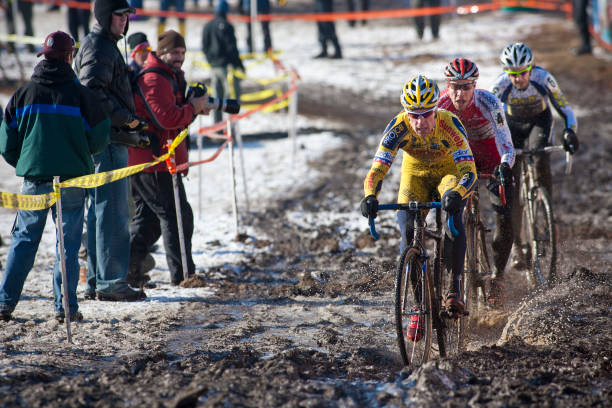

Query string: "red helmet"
[444, 58, 479, 81]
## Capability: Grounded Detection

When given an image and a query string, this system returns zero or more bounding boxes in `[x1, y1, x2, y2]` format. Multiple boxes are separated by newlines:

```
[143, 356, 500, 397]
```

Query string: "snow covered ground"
[0, 4, 578, 318]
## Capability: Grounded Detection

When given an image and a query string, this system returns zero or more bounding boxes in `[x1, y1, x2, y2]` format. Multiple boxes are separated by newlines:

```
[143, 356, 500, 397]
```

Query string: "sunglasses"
[505, 65, 532, 77]
[448, 82, 474, 91]
[113, 11, 130, 17]
[135, 45, 151, 54]
[406, 109, 435, 119]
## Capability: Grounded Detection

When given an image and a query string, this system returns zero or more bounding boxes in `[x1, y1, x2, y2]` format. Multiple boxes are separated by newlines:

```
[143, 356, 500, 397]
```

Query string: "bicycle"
[369, 202, 462, 367]
[514, 145, 571, 287]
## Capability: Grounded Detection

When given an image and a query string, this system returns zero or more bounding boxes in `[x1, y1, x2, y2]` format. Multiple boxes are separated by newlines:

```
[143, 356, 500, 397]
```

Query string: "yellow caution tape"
[0, 191, 57, 210]
[0, 129, 189, 210]
[240, 88, 281, 102]
[241, 98, 289, 113]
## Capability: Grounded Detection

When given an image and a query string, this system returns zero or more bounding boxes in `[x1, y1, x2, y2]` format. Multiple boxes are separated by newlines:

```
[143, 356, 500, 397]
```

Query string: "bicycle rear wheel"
[395, 247, 433, 367]
[463, 211, 479, 319]
[529, 188, 557, 285]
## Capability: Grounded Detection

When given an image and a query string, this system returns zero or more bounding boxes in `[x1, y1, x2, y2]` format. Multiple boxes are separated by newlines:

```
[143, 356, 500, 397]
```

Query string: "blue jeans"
[0, 181, 86, 314]
[86, 143, 131, 294]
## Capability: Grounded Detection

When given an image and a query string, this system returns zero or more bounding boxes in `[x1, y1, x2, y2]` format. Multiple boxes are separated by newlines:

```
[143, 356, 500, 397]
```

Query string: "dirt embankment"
[0, 20, 611, 408]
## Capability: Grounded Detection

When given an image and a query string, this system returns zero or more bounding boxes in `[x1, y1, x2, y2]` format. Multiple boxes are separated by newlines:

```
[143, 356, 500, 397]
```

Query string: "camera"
[186, 82, 241, 114]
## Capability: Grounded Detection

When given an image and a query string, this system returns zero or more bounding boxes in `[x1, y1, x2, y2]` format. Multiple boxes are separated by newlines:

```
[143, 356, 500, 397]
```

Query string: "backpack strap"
[134, 67, 182, 131]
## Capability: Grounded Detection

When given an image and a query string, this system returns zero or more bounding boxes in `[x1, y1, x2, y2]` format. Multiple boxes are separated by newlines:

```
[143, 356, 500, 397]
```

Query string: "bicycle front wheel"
[395, 247, 433, 367]
[529, 188, 557, 285]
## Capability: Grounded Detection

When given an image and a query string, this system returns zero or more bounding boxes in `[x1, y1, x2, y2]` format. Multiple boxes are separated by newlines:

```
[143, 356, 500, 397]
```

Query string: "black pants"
[347, 0, 370, 25]
[6, 0, 34, 52]
[68, 0, 91, 43]
[573, 0, 591, 50]
[129, 172, 195, 284]
[486, 177, 514, 278]
[506, 109, 553, 247]
[414, 0, 440, 39]
[245, 21, 272, 53]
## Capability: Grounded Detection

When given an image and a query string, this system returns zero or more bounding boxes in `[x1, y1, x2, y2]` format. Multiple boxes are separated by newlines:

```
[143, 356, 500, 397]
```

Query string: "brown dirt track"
[1, 18, 611, 408]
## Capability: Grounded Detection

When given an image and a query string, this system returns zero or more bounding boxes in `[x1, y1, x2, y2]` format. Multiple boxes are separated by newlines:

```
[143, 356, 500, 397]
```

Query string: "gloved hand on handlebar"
[360, 195, 378, 219]
[494, 162, 513, 184]
[442, 190, 462, 215]
[562, 128, 579, 154]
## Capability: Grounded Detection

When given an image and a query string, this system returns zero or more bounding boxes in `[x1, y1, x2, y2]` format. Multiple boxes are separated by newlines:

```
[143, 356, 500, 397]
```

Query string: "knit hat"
[37, 31, 75, 59]
[216, 0, 229, 15]
[157, 30, 186, 55]
[127, 32, 148, 50]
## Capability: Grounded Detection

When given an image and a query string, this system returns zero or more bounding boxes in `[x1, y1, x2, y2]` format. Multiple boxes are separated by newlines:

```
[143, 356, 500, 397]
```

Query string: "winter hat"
[93, 0, 134, 33]
[157, 30, 186, 55]
[127, 32, 148, 50]
[37, 31, 75, 59]
[216, 0, 229, 15]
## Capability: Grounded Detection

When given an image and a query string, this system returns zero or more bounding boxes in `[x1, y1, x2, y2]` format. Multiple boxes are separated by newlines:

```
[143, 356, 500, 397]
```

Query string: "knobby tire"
[395, 247, 433, 367]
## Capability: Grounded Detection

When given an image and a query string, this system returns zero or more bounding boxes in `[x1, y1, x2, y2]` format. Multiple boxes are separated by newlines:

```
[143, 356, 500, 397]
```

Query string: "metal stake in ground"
[233, 122, 250, 212]
[53, 177, 72, 343]
[228, 121, 239, 237]
[168, 139, 190, 281]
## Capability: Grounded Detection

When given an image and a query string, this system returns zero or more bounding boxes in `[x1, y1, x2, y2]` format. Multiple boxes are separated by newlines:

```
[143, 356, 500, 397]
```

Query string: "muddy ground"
[1, 19, 611, 408]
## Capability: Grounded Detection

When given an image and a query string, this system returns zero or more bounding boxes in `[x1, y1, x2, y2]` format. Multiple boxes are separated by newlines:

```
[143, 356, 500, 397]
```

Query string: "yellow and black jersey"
[364, 109, 477, 203]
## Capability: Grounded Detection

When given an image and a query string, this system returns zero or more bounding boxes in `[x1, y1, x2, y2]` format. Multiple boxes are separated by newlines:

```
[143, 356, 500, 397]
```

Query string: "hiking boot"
[314, 50, 328, 59]
[127, 254, 156, 287]
[488, 278, 504, 309]
[96, 286, 146, 302]
[445, 292, 465, 315]
[55, 311, 83, 323]
[84, 290, 96, 300]
[407, 307, 424, 342]
[0, 309, 11, 322]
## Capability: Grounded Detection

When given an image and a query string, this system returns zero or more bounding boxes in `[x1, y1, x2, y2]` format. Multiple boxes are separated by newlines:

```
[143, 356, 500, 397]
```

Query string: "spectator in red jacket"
[128, 30, 210, 286]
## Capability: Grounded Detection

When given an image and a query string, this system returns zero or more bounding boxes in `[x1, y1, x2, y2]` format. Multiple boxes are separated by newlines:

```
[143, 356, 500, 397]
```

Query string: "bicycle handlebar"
[479, 173, 506, 206]
[368, 202, 458, 241]
[515, 145, 573, 175]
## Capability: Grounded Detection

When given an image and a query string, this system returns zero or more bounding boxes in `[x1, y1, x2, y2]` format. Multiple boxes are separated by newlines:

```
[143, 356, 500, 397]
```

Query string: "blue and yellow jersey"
[364, 109, 477, 203]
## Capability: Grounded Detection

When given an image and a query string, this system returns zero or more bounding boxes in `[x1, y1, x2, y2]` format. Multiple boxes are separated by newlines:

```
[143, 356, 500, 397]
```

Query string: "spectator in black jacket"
[572, 0, 592, 54]
[0, 31, 109, 322]
[73, 0, 146, 302]
[202, 0, 245, 124]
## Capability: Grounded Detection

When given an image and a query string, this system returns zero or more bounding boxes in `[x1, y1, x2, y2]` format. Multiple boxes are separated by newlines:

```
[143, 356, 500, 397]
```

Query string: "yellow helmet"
[401, 75, 440, 112]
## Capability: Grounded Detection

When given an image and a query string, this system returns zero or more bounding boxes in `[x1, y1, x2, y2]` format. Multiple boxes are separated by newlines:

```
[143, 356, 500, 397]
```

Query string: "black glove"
[122, 117, 147, 132]
[442, 190, 463, 215]
[562, 128, 579, 154]
[360, 195, 378, 219]
[494, 162, 512, 185]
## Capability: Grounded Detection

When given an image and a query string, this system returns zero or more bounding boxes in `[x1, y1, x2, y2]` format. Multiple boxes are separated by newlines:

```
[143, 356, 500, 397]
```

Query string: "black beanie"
[127, 32, 148, 50]
[157, 30, 186, 55]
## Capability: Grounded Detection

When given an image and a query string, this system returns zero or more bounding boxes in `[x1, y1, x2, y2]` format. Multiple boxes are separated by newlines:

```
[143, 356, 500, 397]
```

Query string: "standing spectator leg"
[347, 0, 356, 27]
[87, 144, 131, 295]
[261, 21, 272, 52]
[18, 0, 34, 52]
[211, 66, 229, 124]
[51, 187, 86, 315]
[0, 181, 49, 315]
[68, 7, 81, 42]
[429, 0, 440, 39]
[413, 0, 425, 40]
[572, 0, 591, 54]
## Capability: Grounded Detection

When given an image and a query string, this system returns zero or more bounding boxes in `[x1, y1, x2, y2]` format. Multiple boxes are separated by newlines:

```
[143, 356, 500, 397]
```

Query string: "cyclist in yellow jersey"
[360, 75, 477, 313]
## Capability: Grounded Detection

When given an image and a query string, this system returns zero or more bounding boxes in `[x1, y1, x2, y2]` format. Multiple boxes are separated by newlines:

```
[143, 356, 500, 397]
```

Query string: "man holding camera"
[128, 30, 210, 287]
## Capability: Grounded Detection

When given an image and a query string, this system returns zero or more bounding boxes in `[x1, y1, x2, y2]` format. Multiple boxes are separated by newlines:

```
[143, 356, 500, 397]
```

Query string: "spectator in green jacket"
[0, 31, 110, 323]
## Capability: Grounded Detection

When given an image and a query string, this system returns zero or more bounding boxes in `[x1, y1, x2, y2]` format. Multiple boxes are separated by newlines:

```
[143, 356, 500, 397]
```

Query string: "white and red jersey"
[438, 88, 515, 174]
